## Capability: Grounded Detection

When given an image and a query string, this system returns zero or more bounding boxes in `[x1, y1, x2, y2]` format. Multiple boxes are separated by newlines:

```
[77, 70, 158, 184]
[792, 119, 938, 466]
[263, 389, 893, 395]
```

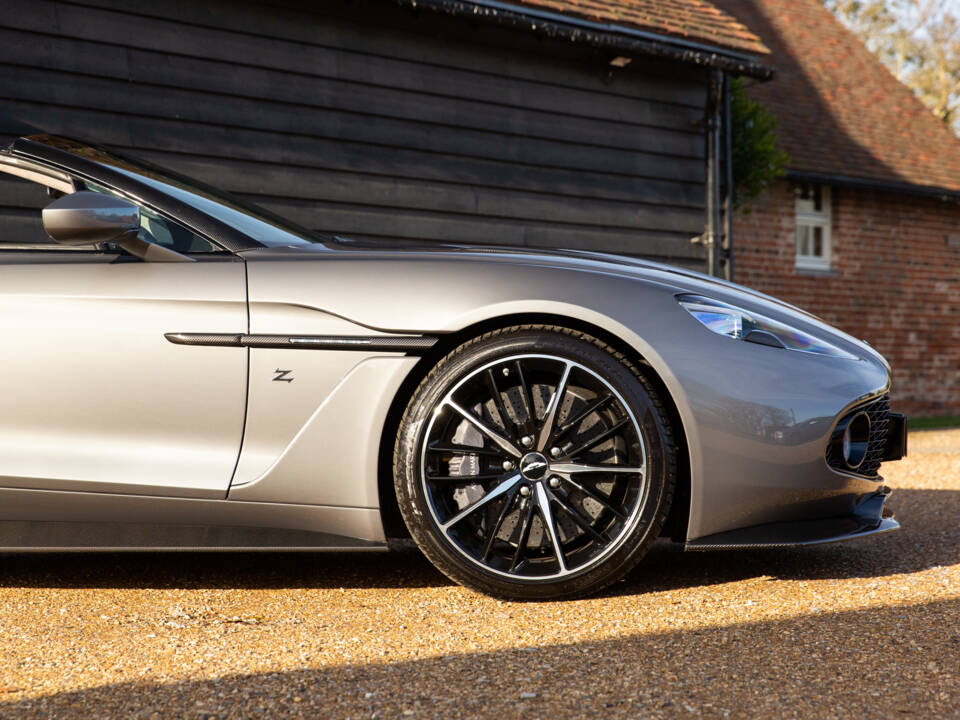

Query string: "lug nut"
[502, 460, 515, 471]
[548, 477, 560, 489]
[549, 447, 561, 458]
[519, 485, 531, 497]
[521, 435, 534, 447]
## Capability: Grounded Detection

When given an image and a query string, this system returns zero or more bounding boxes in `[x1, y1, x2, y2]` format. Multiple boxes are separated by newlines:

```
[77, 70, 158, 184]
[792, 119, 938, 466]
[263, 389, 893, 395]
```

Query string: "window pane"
[138, 205, 218, 253]
[813, 226, 823, 257]
[81, 180, 219, 253]
[797, 225, 810, 256]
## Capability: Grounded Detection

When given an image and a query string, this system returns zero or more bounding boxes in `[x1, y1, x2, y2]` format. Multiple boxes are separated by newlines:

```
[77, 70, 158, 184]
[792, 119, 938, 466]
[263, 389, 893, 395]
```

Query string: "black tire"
[394, 325, 676, 600]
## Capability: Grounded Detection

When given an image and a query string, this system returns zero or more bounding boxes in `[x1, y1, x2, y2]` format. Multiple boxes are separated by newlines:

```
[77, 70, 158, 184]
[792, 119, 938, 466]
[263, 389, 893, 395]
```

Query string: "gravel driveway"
[1, 429, 958, 719]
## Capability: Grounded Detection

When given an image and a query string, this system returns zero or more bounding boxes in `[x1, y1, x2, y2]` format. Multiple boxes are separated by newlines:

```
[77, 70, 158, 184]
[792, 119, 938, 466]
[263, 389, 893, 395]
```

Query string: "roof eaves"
[788, 169, 960, 203]
[395, 0, 775, 79]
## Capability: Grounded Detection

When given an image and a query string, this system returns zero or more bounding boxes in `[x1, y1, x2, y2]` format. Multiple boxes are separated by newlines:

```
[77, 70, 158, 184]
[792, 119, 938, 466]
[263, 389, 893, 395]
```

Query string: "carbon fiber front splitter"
[684, 487, 898, 551]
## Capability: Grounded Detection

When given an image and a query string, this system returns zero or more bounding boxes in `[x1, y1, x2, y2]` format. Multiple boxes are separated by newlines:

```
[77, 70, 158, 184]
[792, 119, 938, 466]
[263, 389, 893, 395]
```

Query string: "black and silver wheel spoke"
[548, 487, 611, 543]
[535, 483, 567, 573]
[427, 443, 504, 458]
[537, 361, 572, 450]
[513, 360, 538, 437]
[550, 393, 614, 443]
[560, 475, 628, 520]
[509, 498, 536, 572]
[484, 368, 515, 440]
[561, 417, 631, 460]
[550, 462, 645, 478]
[421, 354, 648, 581]
[482, 489, 519, 563]
[445, 399, 521, 458]
[425, 472, 505, 483]
[440, 473, 522, 531]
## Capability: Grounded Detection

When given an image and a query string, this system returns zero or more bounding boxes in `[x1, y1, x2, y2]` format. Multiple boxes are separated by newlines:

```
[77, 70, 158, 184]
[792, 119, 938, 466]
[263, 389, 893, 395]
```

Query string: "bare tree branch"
[824, 0, 960, 136]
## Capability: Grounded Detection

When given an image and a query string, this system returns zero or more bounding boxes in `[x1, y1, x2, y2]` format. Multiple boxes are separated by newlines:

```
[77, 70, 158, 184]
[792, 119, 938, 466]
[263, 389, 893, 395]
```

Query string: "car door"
[0, 163, 247, 498]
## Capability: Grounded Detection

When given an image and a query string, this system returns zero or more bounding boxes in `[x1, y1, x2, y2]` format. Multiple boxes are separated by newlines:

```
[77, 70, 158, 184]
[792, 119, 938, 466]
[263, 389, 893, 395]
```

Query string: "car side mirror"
[42, 191, 139, 246]
[42, 191, 194, 263]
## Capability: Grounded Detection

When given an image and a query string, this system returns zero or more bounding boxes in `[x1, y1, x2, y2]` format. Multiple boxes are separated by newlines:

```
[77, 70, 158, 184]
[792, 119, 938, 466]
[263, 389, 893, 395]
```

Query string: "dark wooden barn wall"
[0, 0, 709, 266]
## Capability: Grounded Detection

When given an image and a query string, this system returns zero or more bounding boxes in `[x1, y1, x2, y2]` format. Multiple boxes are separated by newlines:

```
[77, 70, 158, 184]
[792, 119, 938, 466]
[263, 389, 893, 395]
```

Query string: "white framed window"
[795, 184, 831, 271]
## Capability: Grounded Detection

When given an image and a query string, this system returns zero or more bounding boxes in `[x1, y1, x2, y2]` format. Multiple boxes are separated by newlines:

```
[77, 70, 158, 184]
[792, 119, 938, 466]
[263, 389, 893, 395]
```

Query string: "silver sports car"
[0, 135, 906, 599]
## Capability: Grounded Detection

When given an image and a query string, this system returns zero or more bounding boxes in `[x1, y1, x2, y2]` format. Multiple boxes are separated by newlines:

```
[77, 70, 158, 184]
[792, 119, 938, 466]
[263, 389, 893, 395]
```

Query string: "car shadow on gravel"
[0, 488, 955, 594]
[0, 549, 451, 590]
[2, 598, 958, 719]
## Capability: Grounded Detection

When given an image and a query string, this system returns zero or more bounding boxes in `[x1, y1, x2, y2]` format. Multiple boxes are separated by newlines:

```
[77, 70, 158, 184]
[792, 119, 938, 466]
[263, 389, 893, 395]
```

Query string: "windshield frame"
[8, 135, 331, 253]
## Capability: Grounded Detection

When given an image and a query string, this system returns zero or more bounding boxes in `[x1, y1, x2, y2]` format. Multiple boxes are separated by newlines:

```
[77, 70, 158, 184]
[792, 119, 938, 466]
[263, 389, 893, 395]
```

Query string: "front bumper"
[685, 486, 898, 550]
[683, 400, 907, 551]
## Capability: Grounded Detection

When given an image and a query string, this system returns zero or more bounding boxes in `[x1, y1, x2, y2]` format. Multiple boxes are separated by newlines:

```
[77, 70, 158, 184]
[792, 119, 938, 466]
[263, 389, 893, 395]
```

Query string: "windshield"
[20, 136, 325, 248]
[108, 167, 320, 248]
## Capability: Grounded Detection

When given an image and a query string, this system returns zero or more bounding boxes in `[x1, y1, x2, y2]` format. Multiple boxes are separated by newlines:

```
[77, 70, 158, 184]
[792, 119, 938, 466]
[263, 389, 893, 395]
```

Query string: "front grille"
[826, 394, 890, 478]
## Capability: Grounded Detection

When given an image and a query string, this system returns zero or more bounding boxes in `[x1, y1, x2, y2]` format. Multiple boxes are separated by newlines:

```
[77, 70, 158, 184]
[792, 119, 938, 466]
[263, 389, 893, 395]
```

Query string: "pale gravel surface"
[1, 430, 959, 719]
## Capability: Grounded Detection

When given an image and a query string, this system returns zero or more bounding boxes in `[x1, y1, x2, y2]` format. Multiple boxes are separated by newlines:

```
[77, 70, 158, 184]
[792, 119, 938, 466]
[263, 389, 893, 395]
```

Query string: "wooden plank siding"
[0, 0, 709, 265]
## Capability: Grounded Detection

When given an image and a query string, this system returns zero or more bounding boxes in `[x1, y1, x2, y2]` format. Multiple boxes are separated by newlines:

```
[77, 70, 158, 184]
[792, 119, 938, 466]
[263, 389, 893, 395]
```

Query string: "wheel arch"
[377, 312, 691, 542]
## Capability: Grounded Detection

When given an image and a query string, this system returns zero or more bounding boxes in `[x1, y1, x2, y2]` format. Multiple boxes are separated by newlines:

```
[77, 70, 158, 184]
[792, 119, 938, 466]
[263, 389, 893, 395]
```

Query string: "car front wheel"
[394, 326, 676, 600]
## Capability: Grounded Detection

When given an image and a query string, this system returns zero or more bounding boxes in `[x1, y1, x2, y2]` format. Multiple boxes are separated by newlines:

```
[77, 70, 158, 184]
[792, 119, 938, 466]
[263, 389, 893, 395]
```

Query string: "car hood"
[272, 237, 805, 309]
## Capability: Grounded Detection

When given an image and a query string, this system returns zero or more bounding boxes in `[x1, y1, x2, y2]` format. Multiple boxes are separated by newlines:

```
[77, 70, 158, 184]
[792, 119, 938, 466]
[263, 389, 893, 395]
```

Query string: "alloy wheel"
[419, 353, 648, 581]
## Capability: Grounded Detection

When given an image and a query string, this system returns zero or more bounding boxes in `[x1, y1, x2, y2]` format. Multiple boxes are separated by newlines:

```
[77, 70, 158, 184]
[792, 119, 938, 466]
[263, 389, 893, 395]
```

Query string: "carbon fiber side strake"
[164, 333, 438, 352]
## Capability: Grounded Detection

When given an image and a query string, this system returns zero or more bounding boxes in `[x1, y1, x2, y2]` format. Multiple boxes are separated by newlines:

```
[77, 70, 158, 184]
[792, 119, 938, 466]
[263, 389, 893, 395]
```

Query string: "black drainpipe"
[705, 70, 724, 278]
[723, 73, 735, 282]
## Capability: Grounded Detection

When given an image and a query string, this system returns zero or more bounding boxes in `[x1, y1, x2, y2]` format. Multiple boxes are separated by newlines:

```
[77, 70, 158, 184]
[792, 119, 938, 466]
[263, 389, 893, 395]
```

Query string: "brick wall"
[733, 179, 960, 417]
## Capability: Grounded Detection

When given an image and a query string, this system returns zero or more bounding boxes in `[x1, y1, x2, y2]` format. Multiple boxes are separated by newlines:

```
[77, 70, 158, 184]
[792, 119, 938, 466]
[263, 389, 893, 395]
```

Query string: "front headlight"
[677, 294, 857, 360]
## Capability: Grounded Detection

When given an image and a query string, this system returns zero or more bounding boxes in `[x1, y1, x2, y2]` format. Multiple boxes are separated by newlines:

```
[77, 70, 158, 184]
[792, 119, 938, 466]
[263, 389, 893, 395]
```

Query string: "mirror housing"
[41, 191, 194, 262]
[42, 191, 139, 246]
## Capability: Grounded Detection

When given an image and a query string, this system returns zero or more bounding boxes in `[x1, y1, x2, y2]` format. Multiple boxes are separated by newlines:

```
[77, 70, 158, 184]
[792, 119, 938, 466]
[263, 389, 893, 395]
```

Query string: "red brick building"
[713, 0, 960, 417]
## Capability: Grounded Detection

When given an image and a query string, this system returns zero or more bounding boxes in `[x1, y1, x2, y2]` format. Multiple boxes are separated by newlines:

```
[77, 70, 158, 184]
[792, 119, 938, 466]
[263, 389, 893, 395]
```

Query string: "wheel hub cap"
[519, 452, 550, 481]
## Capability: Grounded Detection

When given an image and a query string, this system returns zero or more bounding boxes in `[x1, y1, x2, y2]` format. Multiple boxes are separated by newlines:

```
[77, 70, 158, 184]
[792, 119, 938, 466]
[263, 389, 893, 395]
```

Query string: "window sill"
[794, 264, 837, 277]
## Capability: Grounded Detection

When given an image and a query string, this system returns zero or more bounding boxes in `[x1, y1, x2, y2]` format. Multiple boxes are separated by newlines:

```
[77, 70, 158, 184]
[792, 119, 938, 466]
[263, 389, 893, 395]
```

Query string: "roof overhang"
[393, 0, 774, 79]
[788, 170, 960, 203]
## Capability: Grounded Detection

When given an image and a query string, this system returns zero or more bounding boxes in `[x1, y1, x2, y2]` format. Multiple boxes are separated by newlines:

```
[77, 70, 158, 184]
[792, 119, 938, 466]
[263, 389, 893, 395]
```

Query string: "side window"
[79, 181, 221, 254]
[0, 162, 222, 254]
[136, 203, 220, 253]
[795, 184, 832, 272]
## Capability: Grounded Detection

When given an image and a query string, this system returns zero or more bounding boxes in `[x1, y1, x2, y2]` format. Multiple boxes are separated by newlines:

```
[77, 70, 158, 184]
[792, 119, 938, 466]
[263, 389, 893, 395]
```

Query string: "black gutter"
[394, 0, 774, 80]
[788, 170, 960, 203]
[722, 72, 735, 282]
[705, 70, 723, 277]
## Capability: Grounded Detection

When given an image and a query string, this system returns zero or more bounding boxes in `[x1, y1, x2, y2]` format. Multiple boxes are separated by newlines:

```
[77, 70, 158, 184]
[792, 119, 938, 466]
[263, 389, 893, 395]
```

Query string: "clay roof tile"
[510, 0, 769, 54]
